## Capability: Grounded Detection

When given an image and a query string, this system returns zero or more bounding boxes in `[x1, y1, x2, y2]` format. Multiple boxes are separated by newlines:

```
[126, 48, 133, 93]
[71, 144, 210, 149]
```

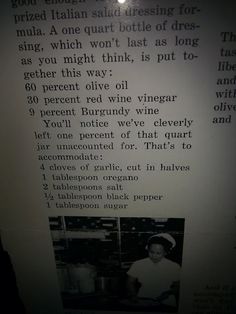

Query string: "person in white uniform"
[126, 233, 180, 307]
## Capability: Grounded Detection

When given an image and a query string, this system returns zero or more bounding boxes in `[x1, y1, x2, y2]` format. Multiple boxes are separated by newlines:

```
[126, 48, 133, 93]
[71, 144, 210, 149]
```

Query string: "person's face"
[148, 244, 166, 263]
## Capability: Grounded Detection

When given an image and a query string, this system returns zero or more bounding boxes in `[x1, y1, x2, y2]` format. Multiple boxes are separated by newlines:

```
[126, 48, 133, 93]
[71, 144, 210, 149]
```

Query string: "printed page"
[0, 0, 235, 313]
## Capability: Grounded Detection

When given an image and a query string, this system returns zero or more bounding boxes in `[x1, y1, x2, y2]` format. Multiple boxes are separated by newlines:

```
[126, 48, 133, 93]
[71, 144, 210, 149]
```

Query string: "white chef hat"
[146, 233, 176, 252]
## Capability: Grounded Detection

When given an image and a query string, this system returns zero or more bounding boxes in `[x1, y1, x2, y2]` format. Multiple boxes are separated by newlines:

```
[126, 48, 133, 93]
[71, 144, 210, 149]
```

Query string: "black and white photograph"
[49, 216, 185, 312]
